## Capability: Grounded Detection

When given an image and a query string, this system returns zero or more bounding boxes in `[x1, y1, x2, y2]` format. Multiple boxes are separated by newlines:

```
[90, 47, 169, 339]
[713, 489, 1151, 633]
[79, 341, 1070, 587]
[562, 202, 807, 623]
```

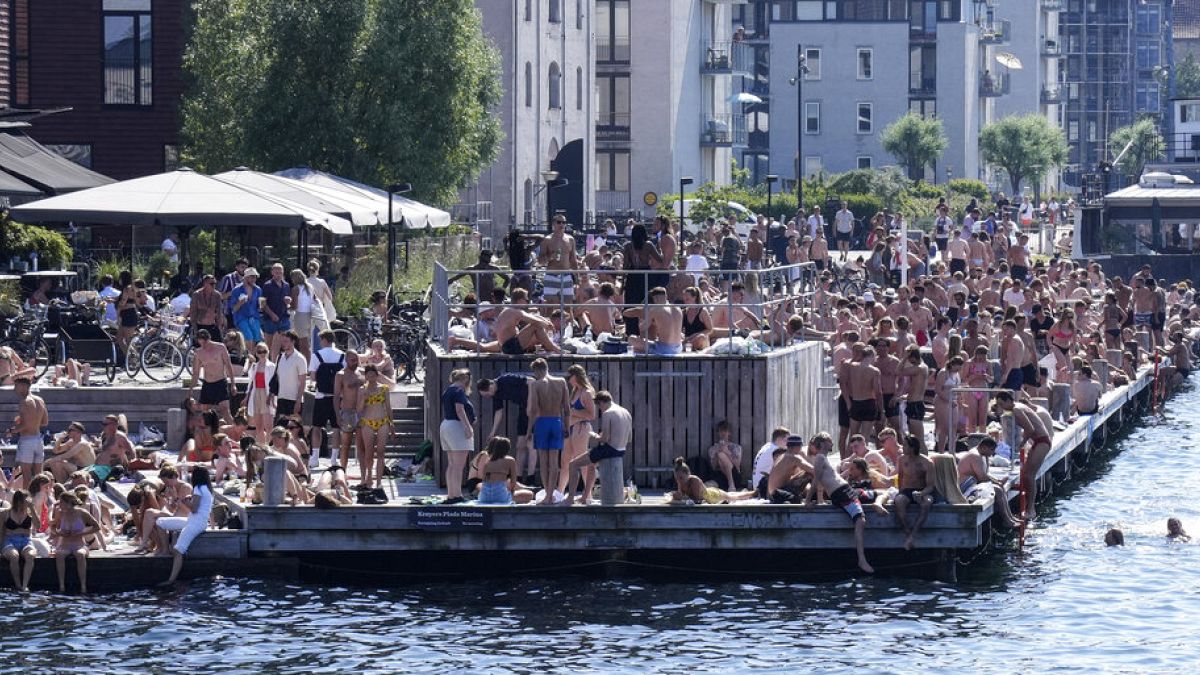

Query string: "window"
[909, 44, 936, 93]
[548, 63, 561, 109]
[805, 101, 820, 134]
[164, 144, 179, 171]
[12, 0, 30, 105]
[909, 98, 936, 118]
[525, 0, 531, 21]
[575, 67, 583, 110]
[523, 179, 534, 223]
[857, 48, 873, 80]
[524, 62, 532, 107]
[1135, 3, 1160, 34]
[596, 0, 630, 63]
[856, 103, 872, 133]
[45, 144, 93, 169]
[576, 0, 583, 29]
[1135, 82, 1160, 113]
[1136, 41, 1160, 70]
[548, 0, 561, 24]
[597, 74, 630, 127]
[804, 48, 820, 80]
[1068, 120, 1080, 141]
[1182, 104, 1200, 124]
[103, 0, 153, 105]
[857, 156, 872, 169]
[795, 0, 823, 20]
[596, 150, 631, 191]
[937, 0, 959, 21]
[804, 156, 822, 178]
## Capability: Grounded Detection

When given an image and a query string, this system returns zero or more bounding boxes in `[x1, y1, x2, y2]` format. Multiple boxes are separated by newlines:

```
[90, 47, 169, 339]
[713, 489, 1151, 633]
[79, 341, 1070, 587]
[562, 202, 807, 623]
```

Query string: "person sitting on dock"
[669, 457, 755, 505]
[767, 436, 813, 504]
[161, 465, 215, 585]
[528, 358, 570, 506]
[707, 420, 743, 491]
[627, 287, 684, 356]
[45, 422, 95, 483]
[805, 432, 877, 574]
[956, 437, 1021, 529]
[51, 491, 99, 594]
[478, 373, 536, 485]
[1071, 365, 1102, 418]
[450, 288, 559, 355]
[752, 427, 791, 498]
[993, 390, 1052, 520]
[476, 436, 534, 505]
[894, 434, 935, 551]
[839, 433, 893, 483]
[1158, 331, 1193, 391]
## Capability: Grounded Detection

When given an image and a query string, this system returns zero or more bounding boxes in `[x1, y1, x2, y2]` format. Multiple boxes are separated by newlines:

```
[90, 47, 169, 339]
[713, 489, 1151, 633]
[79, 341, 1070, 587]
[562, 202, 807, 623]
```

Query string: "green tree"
[180, 0, 502, 207]
[1109, 117, 1166, 182]
[979, 114, 1068, 196]
[880, 113, 948, 181]
[1177, 52, 1200, 99]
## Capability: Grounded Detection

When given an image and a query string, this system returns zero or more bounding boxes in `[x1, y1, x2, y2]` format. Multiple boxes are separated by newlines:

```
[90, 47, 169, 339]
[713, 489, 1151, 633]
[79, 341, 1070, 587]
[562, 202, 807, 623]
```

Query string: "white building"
[463, 0, 595, 241]
[594, 0, 738, 221]
[1172, 97, 1200, 163]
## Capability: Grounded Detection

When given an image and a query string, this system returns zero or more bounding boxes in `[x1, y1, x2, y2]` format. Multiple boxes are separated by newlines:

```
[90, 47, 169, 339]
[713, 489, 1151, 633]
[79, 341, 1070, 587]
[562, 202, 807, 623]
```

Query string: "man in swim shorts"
[191, 329, 237, 424]
[806, 432, 876, 574]
[629, 287, 684, 356]
[12, 377, 47, 489]
[993, 390, 1052, 520]
[527, 358, 569, 504]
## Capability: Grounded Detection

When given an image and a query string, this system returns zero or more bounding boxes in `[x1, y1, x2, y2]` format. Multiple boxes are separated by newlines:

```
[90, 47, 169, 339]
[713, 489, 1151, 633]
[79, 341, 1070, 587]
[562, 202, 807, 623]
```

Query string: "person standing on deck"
[993, 390, 1052, 520]
[562, 390, 631, 506]
[898, 345, 930, 451]
[843, 345, 883, 444]
[191, 329, 236, 425]
[538, 215, 578, 307]
[834, 201, 855, 262]
[11, 377, 47, 490]
[527, 358, 570, 505]
[479, 374, 535, 485]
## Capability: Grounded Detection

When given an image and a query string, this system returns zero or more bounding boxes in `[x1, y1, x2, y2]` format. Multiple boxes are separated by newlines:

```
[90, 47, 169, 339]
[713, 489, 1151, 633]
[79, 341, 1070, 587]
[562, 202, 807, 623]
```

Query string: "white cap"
[862, 291, 876, 303]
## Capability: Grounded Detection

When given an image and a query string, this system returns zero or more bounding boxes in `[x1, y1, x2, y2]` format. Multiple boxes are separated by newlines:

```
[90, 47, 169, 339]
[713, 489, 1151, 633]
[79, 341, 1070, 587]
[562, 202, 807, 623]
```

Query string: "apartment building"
[763, 0, 998, 184]
[594, 0, 738, 222]
[465, 0, 595, 240]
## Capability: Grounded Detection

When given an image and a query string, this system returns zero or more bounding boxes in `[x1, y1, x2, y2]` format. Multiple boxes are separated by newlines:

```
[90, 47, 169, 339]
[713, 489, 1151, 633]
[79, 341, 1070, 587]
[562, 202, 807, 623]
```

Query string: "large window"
[805, 101, 820, 134]
[804, 156, 822, 178]
[804, 48, 821, 80]
[1136, 41, 1160, 71]
[909, 98, 936, 118]
[525, 62, 533, 107]
[548, 0, 561, 23]
[909, 44, 936, 93]
[596, 150, 630, 191]
[857, 156, 872, 169]
[597, 74, 630, 128]
[103, 0, 153, 105]
[856, 103, 872, 133]
[857, 48, 873, 80]
[548, 63, 562, 109]
[596, 0, 630, 63]
[1182, 104, 1200, 124]
[1135, 82, 1160, 113]
[1135, 2, 1161, 34]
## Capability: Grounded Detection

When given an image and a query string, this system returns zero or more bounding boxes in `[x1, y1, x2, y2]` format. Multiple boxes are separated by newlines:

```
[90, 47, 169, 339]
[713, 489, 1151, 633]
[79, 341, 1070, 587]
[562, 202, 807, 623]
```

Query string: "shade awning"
[276, 167, 452, 228]
[0, 167, 44, 197]
[0, 133, 114, 194]
[214, 167, 383, 227]
[11, 168, 352, 233]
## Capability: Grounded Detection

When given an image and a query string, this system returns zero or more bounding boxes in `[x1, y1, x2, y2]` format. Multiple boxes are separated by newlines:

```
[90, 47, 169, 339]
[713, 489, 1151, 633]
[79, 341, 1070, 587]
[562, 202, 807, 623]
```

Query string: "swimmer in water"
[1104, 528, 1125, 547]
[1167, 518, 1190, 542]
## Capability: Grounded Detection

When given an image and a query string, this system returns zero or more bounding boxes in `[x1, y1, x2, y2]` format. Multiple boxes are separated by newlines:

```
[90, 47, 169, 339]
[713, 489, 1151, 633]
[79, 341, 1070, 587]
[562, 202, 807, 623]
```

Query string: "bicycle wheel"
[395, 350, 416, 384]
[331, 328, 360, 353]
[141, 339, 186, 382]
[124, 339, 143, 379]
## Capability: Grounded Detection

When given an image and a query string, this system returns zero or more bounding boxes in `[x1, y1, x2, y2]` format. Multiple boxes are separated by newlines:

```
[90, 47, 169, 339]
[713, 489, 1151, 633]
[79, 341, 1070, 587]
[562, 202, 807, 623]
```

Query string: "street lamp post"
[386, 182, 413, 300]
[540, 170, 568, 228]
[789, 47, 809, 210]
[765, 174, 779, 220]
[679, 176, 694, 222]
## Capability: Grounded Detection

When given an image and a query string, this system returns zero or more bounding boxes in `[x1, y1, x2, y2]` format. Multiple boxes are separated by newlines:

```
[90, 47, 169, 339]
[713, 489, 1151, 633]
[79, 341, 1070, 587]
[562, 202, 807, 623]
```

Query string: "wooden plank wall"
[425, 342, 831, 486]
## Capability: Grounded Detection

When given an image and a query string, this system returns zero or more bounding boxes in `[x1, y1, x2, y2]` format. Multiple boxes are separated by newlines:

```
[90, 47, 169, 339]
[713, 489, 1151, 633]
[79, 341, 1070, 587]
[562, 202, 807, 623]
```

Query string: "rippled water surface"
[5, 386, 1199, 673]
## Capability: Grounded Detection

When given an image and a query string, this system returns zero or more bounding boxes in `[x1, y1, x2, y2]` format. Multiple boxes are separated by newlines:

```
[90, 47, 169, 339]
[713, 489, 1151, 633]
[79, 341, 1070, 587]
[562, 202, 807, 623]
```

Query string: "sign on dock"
[408, 507, 493, 531]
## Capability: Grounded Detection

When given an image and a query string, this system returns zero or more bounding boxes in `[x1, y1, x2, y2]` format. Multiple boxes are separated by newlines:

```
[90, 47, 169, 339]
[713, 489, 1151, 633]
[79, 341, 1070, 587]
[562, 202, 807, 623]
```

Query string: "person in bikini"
[191, 329, 237, 424]
[559, 364, 596, 504]
[993, 390, 1052, 520]
[963, 345, 992, 434]
[1046, 308, 1077, 377]
[527, 358, 570, 505]
[356, 364, 392, 490]
[1101, 292, 1127, 350]
[0, 346, 36, 387]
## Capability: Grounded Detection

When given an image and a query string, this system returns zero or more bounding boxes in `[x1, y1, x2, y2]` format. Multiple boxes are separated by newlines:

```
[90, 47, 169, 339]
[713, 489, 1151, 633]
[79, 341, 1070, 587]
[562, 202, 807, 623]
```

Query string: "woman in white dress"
[162, 466, 214, 585]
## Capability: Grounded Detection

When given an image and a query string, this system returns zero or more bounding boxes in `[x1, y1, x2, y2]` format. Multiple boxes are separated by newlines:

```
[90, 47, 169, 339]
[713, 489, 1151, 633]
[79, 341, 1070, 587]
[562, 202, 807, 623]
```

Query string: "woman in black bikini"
[681, 286, 713, 351]
[1, 489, 37, 591]
[116, 272, 140, 356]
[1047, 308, 1077, 376]
[561, 365, 596, 503]
[621, 224, 662, 336]
[1102, 292, 1126, 350]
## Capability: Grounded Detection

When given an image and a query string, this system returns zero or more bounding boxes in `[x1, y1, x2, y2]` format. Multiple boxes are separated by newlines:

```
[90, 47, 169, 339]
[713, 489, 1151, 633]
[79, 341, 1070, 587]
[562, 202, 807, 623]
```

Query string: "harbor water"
[4, 384, 1197, 673]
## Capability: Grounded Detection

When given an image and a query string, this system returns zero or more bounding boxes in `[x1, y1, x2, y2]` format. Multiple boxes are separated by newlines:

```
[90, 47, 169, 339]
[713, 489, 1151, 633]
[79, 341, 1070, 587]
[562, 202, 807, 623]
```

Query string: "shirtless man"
[833, 333, 861, 455]
[957, 436, 1021, 529]
[191, 329, 236, 424]
[893, 433, 935, 550]
[1071, 364, 1103, 416]
[998, 320, 1026, 391]
[538, 215, 578, 304]
[93, 414, 134, 483]
[488, 289, 559, 355]
[333, 351, 365, 473]
[898, 345, 930, 451]
[842, 345, 883, 442]
[45, 421, 95, 482]
[839, 433, 893, 480]
[1159, 331, 1194, 390]
[709, 283, 760, 339]
[628, 287, 684, 356]
[581, 282, 619, 335]
[11, 377, 47, 489]
[1008, 233, 1031, 282]
[967, 233, 989, 273]
[766, 435, 813, 504]
[1014, 315, 1040, 394]
[526, 358, 570, 505]
[1150, 277, 1167, 349]
[806, 431, 877, 573]
[874, 339, 901, 435]
[993, 390, 1051, 519]
[946, 230, 970, 277]
[1131, 277, 1157, 346]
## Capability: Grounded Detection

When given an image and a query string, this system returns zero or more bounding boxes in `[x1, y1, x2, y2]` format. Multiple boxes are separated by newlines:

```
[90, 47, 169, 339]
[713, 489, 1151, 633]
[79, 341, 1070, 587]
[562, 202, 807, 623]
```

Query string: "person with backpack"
[309, 330, 345, 461]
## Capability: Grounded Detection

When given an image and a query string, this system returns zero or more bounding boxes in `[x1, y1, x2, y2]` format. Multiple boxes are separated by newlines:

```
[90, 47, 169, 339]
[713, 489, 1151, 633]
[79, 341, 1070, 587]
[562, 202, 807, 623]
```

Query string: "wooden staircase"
[386, 389, 426, 460]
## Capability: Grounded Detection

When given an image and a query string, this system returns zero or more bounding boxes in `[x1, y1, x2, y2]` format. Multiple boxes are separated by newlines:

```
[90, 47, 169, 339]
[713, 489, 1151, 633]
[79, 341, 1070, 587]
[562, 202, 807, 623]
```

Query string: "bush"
[908, 181, 945, 199]
[333, 237, 479, 316]
[948, 178, 990, 201]
[2, 218, 72, 267]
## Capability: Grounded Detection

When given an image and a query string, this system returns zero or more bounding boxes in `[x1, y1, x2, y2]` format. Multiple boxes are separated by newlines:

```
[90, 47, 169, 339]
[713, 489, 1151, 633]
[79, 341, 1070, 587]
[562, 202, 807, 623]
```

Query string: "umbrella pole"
[215, 226, 222, 277]
[129, 224, 136, 277]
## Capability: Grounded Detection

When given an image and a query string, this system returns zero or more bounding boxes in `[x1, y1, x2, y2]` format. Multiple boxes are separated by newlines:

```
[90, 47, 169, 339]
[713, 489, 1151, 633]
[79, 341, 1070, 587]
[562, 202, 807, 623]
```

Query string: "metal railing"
[1165, 131, 1200, 163]
[702, 40, 751, 75]
[979, 72, 1010, 97]
[1040, 86, 1063, 103]
[596, 111, 631, 141]
[980, 20, 1011, 44]
[700, 113, 748, 147]
[431, 261, 820, 356]
[595, 190, 632, 214]
[597, 36, 631, 63]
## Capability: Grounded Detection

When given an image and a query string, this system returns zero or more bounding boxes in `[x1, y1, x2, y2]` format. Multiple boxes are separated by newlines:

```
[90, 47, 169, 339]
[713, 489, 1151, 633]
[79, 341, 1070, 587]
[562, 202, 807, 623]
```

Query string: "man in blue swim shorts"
[526, 358, 570, 505]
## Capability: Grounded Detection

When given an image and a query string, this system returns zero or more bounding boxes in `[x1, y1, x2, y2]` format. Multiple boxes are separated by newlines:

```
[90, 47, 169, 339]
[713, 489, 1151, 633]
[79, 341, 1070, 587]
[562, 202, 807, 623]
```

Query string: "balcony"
[595, 112, 631, 142]
[597, 36, 630, 64]
[1167, 132, 1200, 163]
[595, 191, 635, 219]
[910, 77, 937, 97]
[700, 113, 747, 147]
[1041, 39, 1061, 56]
[1041, 0, 1063, 11]
[979, 72, 1010, 97]
[702, 41, 751, 75]
[1040, 86, 1063, 103]
[979, 20, 1010, 44]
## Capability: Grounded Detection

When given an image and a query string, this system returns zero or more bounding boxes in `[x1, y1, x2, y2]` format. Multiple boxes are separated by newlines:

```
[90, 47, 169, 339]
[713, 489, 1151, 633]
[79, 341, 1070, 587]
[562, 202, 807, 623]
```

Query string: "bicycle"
[124, 313, 190, 382]
[0, 306, 51, 381]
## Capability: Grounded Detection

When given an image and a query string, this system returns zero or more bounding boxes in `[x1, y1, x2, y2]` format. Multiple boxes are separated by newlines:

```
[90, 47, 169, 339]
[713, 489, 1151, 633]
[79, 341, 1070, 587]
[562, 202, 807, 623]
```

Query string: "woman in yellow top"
[357, 364, 392, 489]
[669, 457, 756, 505]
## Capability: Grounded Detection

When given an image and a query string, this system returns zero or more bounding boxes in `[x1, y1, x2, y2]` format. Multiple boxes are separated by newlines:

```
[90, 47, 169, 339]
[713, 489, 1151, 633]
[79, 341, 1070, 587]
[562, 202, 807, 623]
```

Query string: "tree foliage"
[180, 0, 503, 207]
[979, 114, 1068, 195]
[1109, 118, 1166, 182]
[1, 217, 72, 267]
[880, 114, 948, 180]
[1178, 52, 1200, 99]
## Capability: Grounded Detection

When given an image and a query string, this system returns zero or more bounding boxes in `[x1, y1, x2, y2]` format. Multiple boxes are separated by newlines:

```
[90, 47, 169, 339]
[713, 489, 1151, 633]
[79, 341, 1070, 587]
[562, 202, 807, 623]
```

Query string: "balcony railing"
[596, 111, 631, 141]
[909, 77, 937, 96]
[597, 36, 631, 64]
[700, 113, 747, 147]
[1040, 86, 1063, 103]
[595, 190, 633, 217]
[980, 20, 1010, 44]
[1167, 132, 1200, 163]
[1041, 0, 1063, 11]
[1041, 39, 1061, 56]
[979, 72, 1010, 97]
[702, 40, 751, 75]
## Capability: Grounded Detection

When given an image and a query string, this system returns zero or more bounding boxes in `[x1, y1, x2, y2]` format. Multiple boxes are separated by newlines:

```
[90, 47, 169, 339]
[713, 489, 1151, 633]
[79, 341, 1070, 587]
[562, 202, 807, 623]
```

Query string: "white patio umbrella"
[214, 167, 383, 227]
[276, 167, 452, 228]
[729, 92, 763, 104]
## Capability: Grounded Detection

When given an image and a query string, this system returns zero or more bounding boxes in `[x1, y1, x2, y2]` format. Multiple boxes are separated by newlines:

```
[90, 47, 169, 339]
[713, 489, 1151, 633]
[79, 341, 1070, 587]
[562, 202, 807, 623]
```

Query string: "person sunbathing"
[668, 457, 756, 505]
